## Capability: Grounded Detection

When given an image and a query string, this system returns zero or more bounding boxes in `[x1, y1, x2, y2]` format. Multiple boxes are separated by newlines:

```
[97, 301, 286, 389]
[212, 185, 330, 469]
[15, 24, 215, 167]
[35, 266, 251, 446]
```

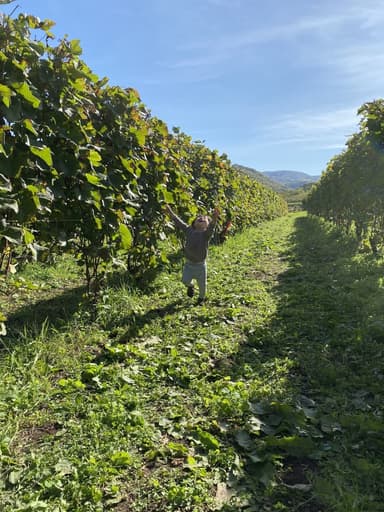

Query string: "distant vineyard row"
[0, 13, 287, 330]
[305, 100, 384, 253]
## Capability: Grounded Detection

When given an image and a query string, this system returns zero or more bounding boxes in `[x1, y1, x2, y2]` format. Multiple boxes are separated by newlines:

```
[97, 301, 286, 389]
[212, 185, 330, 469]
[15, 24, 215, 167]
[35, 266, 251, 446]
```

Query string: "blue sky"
[3, 0, 384, 175]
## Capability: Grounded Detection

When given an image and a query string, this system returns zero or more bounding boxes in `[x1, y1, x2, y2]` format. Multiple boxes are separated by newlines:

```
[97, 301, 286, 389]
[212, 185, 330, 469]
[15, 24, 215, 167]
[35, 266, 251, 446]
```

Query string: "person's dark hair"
[191, 214, 211, 228]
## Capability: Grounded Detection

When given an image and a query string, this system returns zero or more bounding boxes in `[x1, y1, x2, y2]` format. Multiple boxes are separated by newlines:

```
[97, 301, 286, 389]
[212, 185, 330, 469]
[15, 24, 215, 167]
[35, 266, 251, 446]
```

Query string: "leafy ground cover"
[0, 211, 383, 511]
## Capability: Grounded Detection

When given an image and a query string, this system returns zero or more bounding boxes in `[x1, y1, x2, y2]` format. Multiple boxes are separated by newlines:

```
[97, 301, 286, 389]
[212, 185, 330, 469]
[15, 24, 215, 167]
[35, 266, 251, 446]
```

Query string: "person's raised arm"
[206, 207, 220, 238]
[164, 204, 189, 231]
[212, 207, 220, 224]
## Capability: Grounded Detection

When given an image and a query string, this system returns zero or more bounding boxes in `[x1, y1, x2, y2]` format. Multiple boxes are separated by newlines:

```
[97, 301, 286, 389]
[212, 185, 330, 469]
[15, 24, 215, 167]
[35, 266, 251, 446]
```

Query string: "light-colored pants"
[182, 261, 207, 298]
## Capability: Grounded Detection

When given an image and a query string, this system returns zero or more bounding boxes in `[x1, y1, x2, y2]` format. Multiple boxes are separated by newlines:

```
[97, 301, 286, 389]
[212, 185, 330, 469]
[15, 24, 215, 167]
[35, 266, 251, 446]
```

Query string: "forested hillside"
[233, 165, 318, 211]
[263, 170, 320, 189]
[232, 164, 288, 193]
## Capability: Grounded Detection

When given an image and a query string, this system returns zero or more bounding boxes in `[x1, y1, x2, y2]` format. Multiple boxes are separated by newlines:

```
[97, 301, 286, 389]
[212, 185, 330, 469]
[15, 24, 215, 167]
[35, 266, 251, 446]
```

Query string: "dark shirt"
[169, 211, 217, 263]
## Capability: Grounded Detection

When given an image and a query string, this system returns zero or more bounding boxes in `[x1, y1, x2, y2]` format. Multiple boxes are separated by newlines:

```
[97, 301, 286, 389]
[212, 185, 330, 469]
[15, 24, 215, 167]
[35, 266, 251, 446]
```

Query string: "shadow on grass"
[2, 248, 184, 347]
[105, 246, 184, 294]
[110, 299, 185, 342]
[232, 214, 381, 384]
[4, 284, 87, 344]
[220, 214, 384, 511]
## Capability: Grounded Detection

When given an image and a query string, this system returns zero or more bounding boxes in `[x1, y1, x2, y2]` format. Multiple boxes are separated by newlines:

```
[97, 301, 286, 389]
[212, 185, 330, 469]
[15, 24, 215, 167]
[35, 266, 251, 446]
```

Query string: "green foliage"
[1, 213, 383, 510]
[282, 185, 313, 211]
[0, 11, 287, 324]
[305, 100, 384, 254]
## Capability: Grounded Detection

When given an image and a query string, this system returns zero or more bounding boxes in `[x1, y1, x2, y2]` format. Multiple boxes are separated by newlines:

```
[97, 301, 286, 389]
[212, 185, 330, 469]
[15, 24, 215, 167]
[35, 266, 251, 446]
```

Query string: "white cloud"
[174, 1, 384, 72]
[268, 108, 359, 133]
[328, 43, 384, 94]
[198, 102, 363, 172]
[260, 107, 360, 146]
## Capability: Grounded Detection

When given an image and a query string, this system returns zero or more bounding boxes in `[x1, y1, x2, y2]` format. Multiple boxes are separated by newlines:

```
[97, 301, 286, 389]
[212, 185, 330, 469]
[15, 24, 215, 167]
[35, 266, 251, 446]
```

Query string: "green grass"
[0, 212, 383, 511]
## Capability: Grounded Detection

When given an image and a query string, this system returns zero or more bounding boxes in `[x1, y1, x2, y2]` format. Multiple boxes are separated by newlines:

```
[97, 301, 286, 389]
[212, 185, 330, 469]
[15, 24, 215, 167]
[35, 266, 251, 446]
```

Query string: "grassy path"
[1, 212, 384, 511]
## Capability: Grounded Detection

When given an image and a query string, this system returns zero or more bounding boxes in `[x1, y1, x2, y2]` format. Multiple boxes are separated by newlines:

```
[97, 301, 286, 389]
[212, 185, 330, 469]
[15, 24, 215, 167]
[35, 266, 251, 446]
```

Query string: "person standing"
[165, 205, 219, 304]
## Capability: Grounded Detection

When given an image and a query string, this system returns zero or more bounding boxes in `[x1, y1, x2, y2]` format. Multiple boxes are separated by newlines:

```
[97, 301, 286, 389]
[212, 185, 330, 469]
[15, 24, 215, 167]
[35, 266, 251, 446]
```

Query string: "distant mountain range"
[233, 165, 320, 191]
[262, 170, 321, 189]
[232, 165, 287, 192]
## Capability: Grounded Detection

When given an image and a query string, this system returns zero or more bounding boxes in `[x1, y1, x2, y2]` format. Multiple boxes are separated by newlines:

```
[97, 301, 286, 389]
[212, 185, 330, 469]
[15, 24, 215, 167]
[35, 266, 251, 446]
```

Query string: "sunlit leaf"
[110, 451, 133, 467]
[0, 84, 12, 107]
[88, 149, 102, 167]
[119, 223, 133, 249]
[23, 228, 34, 245]
[85, 173, 100, 185]
[196, 429, 220, 450]
[30, 145, 53, 166]
[162, 189, 175, 204]
[11, 82, 40, 108]
[70, 39, 83, 55]
[130, 126, 147, 146]
[23, 118, 38, 135]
